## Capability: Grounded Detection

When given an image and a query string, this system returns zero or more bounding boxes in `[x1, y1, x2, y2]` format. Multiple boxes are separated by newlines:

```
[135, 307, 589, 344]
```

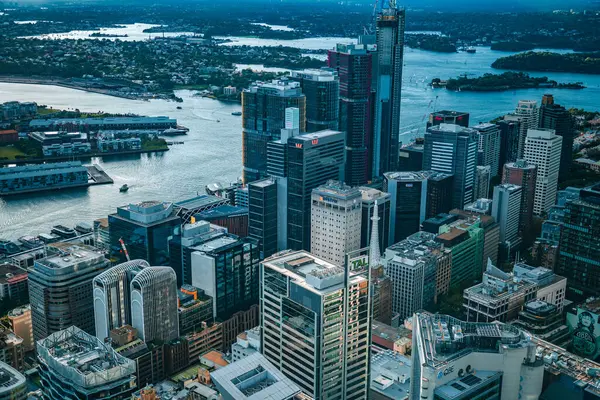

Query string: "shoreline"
[0, 147, 169, 166]
[0, 76, 159, 101]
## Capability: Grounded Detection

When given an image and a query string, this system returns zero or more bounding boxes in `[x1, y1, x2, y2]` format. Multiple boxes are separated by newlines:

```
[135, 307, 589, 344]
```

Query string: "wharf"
[0, 164, 113, 196]
[86, 165, 113, 185]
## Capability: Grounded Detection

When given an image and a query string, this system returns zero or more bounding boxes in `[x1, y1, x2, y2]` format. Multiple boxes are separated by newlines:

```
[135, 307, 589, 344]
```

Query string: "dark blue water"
[0, 46, 598, 240]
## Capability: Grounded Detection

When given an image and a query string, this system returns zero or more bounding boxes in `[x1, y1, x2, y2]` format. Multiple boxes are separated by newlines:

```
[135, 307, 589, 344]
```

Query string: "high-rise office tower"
[539, 94, 575, 180]
[523, 128, 562, 215]
[373, 4, 405, 177]
[359, 187, 391, 254]
[425, 172, 454, 218]
[557, 184, 600, 299]
[241, 80, 306, 183]
[384, 238, 437, 321]
[424, 123, 478, 209]
[398, 140, 424, 172]
[503, 159, 537, 235]
[474, 165, 491, 200]
[260, 251, 371, 399]
[513, 100, 539, 158]
[428, 110, 470, 128]
[248, 178, 278, 258]
[436, 219, 484, 289]
[189, 229, 260, 320]
[29, 245, 109, 340]
[497, 118, 521, 167]
[168, 220, 228, 286]
[411, 313, 543, 400]
[384, 171, 430, 244]
[310, 181, 362, 266]
[473, 123, 501, 177]
[290, 69, 339, 132]
[93, 259, 149, 341]
[130, 267, 179, 343]
[264, 107, 301, 253]
[108, 201, 181, 266]
[492, 183, 523, 251]
[385, 171, 454, 245]
[287, 130, 345, 251]
[328, 44, 373, 185]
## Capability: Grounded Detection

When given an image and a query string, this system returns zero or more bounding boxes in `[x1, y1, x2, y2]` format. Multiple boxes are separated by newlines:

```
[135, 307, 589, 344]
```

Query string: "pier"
[86, 165, 113, 185]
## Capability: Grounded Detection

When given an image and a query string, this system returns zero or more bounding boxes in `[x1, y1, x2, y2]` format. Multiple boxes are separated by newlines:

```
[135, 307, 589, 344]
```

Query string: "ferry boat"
[0, 240, 21, 255]
[75, 222, 93, 235]
[51, 225, 77, 239]
[18, 235, 43, 249]
[160, 127, 188, 136]
[120, 184, 129, 193]
[38, 233, 60, 244]
[231, 111, 242, 116]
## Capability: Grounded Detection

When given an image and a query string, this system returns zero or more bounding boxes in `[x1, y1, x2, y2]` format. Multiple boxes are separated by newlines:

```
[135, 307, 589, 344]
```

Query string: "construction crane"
[119, 238, 130, 261]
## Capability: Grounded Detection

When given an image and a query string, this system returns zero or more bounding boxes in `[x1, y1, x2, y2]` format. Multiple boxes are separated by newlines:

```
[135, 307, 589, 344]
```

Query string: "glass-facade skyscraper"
[189, 230, 260, 321]
[287, 130, 345, 251]
[328, 44, 373, 185]
[290, 69, 339, 133]
[539, 94, 575, 181]
[260, 251, 371, 399]
[557, 184, 600, 299]
[423, 123, 478, 210]
[108, 201, 181, 266]
[373, 4, 405, 177]
[241, 80, 306, 183]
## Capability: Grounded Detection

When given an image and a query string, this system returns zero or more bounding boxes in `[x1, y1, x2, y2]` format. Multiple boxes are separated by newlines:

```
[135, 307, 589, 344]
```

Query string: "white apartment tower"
[310, 180, 362, 266]
[524, 128, 562, 215]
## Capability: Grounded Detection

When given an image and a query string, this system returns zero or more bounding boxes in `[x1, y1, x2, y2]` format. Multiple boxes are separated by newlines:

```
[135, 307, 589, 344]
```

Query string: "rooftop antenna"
[369, 201, 381, 267]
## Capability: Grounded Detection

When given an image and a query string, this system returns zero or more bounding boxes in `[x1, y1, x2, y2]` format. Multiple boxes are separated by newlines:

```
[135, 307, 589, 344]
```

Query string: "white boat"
[160, 127, 188, 136]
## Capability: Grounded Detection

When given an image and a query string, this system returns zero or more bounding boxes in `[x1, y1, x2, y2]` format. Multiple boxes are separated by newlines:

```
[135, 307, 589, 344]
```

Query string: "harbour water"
[0, 40, 599, 239]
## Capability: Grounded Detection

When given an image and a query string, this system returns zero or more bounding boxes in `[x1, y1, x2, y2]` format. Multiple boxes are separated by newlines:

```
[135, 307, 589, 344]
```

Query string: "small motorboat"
[177, 106, 182, 110]
[120, 184, 129, 193]
[231, 111, 242, 116]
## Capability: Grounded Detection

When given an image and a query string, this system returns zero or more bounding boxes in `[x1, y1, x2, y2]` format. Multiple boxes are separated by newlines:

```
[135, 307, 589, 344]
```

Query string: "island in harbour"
[433, 72, 585, 92]
[491, 51, 600, 75]
[89, 32, 129, 38]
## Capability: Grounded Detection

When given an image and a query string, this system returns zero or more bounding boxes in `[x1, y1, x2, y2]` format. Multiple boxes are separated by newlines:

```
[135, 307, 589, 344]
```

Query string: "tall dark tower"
[290, 69, 339, 133]
[241, 80, 306, 183]
[373, 2, 405, 177]
[539, 94, 575, 181]
[328, 44, 373, 185]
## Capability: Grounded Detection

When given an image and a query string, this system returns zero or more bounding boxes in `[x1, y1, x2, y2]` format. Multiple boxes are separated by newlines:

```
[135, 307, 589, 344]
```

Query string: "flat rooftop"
[192, 235, 239, 253]
[35, 244, 105, 271]
[0, 361, 25, 393]
[414, 313, 530, 369]
[0, 263, 27, 284]
[37, 326, 135, 389]
[263, 251, 364, 293]
[210, 353, 301, 400]
[435, 370, 502, 400]
[370, 349, 411, 400]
